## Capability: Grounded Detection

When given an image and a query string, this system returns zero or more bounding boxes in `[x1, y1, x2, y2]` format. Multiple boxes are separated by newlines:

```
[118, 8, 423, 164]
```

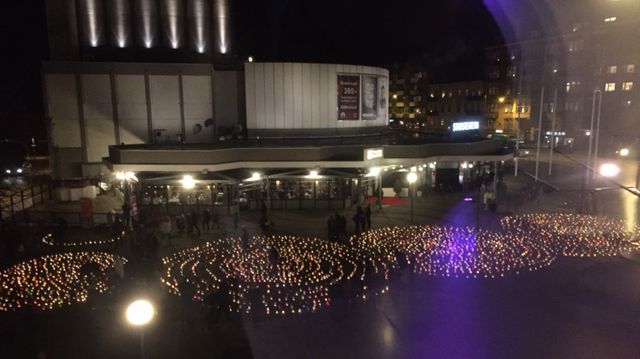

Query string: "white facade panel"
[301, 63, 312, 129]
[254, 63, 266, 129]
[292, 63, 303, 129]
[82, 74, 116, 162]
[149, 75, 181, 140]
[283, 63, 294, 129]
[183, 75, 213, 142]
[46, 74, 82, 148]
[274, 63, 285, 129]
[264, 63, 275, 129]
[117, 74, 148, 144]
[244, 64, 256, 129]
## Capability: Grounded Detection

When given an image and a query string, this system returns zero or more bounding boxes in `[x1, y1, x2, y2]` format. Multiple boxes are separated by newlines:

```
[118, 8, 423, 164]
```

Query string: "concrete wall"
[117, 75, 148, 144]
[245, 63, 389, 136]
[214, 70, 244, 130]
[82, 74, 116, 162]
[43, 62, 216, 178]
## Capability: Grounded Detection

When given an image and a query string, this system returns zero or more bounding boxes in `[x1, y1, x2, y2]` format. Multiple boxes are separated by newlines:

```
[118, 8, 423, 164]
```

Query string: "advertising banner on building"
[361, 76, 378, 120]
[377, 77, 388, 119]
[337, 75, 360, 120]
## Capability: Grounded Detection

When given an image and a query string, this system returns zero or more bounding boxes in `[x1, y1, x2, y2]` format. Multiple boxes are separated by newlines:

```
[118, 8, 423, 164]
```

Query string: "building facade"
[486, 0, 640, 150]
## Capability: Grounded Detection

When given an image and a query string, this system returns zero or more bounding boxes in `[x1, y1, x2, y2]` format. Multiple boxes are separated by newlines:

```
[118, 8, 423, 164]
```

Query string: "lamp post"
[126, 299, 155, 359]
[407, 172, 418, 223]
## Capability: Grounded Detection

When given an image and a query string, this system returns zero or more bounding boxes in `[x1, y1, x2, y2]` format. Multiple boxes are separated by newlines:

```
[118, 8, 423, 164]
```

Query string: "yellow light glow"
[126, 299, 155, 326]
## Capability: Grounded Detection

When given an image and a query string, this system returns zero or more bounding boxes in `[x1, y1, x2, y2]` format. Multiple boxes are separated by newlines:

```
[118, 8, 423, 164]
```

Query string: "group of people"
[327, 203, 373, 241]
[353, 203, 372, 233]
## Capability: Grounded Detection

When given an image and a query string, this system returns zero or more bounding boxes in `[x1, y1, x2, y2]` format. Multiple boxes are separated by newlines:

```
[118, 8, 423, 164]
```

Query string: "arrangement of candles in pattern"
[500, 214, 640, 257]
[41, 231, 124, 247]
[2, 213, 638, 314]
[160, 235, 383, 316]
[0, 252, 125, 312]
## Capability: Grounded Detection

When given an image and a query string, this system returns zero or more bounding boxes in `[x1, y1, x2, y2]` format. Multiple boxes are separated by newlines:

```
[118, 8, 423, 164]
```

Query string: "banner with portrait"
[377, 77, 388, 119]
[361, 76, 378, 120]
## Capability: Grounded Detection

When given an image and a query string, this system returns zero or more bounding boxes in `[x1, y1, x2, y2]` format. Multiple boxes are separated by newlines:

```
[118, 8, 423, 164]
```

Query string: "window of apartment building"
[622, 82, 633, 91]
[568, 40, 583, 52]
[604, 16, 617, 23]
[396, 102, 405, 107]
[625, 64, 635, 73]
[564, 102, 580, 112]
[605, 82, 616, 92]
[606, 65, 618, 74]
[565, 81, 580, 93]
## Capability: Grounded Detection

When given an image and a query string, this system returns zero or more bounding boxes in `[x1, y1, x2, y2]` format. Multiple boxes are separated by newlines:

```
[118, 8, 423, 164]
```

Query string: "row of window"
[606, 64, 635, 74]
[605, 82, 634, 92]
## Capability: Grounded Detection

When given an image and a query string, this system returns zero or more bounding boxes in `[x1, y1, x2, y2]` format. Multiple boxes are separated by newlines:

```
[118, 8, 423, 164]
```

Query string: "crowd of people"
[327, 203, 373, 241]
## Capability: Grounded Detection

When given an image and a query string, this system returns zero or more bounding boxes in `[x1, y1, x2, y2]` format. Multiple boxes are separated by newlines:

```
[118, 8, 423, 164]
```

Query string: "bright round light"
[599, 163, 620, 178]
[407, 172, 418, 184]
[126, 299, 155, 326]
[181, 175, 196, 189]
[16, 169, 23, 174]
[619, 148, 630, 157]
[5, 169, 11, 174]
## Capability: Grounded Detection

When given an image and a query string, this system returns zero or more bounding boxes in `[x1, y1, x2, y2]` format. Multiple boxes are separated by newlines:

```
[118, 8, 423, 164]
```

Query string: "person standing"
[241, 228, 250, 251]
[212, 209, 221, 229]
[190, 209, 201, 235]
[202, 209, 211, 231]
[122, 202, 131, 228]
[353, 206, 364, 234]
[365, 203, 372, 230]
[335, 213, 346, 241]
[327, 215, 335, 241]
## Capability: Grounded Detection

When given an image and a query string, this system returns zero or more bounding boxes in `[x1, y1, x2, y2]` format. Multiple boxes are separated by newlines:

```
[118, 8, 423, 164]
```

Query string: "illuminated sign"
[452, 121, 480, 132]
[365, 148, 384, 160]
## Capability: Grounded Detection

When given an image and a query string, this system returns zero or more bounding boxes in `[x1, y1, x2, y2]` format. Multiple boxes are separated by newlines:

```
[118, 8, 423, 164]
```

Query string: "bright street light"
[599, 163, 620, 178]
[181, 175, 196, 189]
[407, 172, 418, 184]
[619, 148, 630, 157]
[126, 299, 155, 359]
[126, 299, 155, 326]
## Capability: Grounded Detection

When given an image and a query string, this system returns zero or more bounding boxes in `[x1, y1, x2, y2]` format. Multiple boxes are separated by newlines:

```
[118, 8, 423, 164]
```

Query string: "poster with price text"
[337, 75, 360, 120]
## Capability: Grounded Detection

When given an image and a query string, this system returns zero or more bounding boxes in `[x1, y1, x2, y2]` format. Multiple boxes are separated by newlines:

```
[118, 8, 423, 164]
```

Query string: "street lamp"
[126, 299, 155, 359]
[619, 148, 630, 157]
[407, 172, 418, 223]
[181, 175, 196, 190]
[599, 163, 620, 178]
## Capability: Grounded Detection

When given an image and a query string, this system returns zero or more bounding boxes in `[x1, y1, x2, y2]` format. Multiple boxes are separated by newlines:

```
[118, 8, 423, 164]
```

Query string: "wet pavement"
[1, 174, 640, 359]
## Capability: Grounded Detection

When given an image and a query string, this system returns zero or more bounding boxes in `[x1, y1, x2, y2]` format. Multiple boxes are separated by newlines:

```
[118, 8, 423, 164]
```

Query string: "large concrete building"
[41, 0, 513, 214]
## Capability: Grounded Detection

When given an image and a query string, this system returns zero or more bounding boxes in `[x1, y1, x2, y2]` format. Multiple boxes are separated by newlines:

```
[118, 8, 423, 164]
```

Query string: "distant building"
[388, 65, 430, 129]
[486, 0, 640, 149]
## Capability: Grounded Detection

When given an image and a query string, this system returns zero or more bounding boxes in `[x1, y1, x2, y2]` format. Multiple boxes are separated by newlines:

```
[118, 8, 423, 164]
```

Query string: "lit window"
[625, 64, 635, 73]
[605, 82, 616, 92]
[565, 81, 580, 93]
[568, 40, 583, 52]
[606, 65, 617, 74]
[622, 82, 633, 91]
[604, 16, 617, 23]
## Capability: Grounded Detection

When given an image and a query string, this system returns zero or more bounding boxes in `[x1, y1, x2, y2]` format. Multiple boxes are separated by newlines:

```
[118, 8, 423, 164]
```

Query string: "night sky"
[0, 0, 501, 143]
